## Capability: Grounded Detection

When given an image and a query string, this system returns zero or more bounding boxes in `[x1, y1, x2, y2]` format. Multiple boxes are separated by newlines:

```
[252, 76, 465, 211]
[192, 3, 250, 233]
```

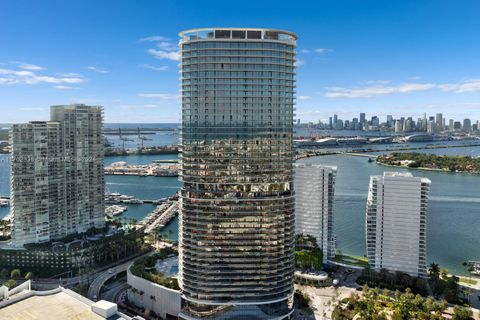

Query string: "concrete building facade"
[294, 163, 336, 263]
[11, 104, 105, 247]
[366, 172, 431, 278]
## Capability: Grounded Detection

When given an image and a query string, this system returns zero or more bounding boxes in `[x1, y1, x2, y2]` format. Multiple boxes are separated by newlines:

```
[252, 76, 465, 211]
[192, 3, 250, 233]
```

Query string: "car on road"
[108, 268, 115, 274]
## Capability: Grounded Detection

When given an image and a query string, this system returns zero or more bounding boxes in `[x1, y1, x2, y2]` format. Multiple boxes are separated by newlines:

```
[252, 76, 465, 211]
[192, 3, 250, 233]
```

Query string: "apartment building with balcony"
[365, 172, 431, 278]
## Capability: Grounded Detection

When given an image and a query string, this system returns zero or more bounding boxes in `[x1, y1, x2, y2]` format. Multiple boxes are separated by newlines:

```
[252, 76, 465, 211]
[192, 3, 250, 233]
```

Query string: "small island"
[377, 152, 480, 174]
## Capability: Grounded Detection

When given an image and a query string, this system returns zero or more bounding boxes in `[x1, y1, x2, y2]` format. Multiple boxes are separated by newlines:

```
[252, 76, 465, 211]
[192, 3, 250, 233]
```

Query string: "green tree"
[0, 268, 9, 278]
[452, 306, 473, 320]
[10, 269, 21, 279]
[24, 271, 34, 280]
[429, 262, 440, 279]
[3, 279, 16, 289]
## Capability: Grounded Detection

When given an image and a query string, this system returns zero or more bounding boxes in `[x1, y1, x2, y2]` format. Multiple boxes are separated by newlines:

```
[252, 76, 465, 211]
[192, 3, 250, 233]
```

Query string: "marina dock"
[141, 201, 179, 234]
[104, 161, 179, 177]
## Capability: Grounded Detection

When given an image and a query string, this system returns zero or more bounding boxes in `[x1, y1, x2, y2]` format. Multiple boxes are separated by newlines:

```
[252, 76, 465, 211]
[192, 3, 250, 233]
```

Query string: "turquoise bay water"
[1, 142, 479, 274]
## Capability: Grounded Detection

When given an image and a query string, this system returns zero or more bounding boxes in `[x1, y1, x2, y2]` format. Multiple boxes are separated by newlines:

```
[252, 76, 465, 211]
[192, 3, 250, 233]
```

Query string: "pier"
[104, 161, 179, 177]
[141, 201, 179, 234]
[339, 152, 379, 158]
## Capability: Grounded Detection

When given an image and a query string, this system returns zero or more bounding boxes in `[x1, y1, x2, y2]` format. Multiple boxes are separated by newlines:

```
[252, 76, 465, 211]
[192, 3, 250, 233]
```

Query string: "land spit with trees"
[377, 152, 480, 173]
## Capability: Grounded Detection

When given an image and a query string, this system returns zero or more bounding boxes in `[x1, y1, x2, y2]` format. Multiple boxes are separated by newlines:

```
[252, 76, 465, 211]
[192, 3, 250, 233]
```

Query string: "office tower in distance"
[294, 164, 337, 263]
[427, 120, 435, 133]
[394, 119, 403, 133]
[366, 172, 431, 278]
[463, 118, 472, 132]
[386, 115, 393, 128]
[359, 113, 366, 124]
[435, 113, 443, 132]
[11, 104, 105, 247]
[449, 119, 454, 131]
[179, 28, 296, 319]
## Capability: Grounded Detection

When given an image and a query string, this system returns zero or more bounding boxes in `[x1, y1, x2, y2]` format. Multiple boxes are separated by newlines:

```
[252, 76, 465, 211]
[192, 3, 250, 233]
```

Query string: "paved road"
[102, 280, 128, 302]
[87, 260, 133, 300]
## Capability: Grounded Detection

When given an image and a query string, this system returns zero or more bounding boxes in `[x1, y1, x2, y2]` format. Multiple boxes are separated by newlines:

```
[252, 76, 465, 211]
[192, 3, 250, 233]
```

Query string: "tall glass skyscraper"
[178, 28, 297, 319]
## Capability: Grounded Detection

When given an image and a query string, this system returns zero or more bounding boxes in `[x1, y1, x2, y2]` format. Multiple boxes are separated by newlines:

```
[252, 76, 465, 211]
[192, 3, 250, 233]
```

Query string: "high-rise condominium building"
[294, 164, 336, 263]
[359, 113, 366, 124]
[463, 118, 472, 132]
[179, 28, 296, 319]
[435, 113, 443, 132]
[365, 172, 431, 278]
[11, 104, 105, 247]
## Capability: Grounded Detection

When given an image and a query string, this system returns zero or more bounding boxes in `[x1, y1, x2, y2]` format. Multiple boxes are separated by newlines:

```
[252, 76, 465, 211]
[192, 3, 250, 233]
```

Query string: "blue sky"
[1, 0, 479, 123]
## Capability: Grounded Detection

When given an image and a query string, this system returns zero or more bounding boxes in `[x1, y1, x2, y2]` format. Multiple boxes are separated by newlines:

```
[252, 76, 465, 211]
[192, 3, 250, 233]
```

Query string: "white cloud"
[325, 82, 435, 98]
[296, 59, 306, 67]
[73, 98, 103, 104]
[56, 72, 83, 77]
[300, 49, 310, 54]
[325, 79, 480, 98]
[439, 79, 480, 93]
[138, 93, 180, 101]
[17, 107, 45, 111]
[314, 48, 333, 54]
[140, 35, 180, 62]
[118, 104, 162, 110]
[0, 68, 86, 85]
[397, 83, 435, 93]
[139, 36, 170, 42]
[87, 66, 109, 74]
[298, 95, 311, 100]
[147, 49, 180, 61]
[19, 63, 44, 71]
[53, 85, 77, 90]
[157, 42, 177, 51]
[140, 64, 169, 71]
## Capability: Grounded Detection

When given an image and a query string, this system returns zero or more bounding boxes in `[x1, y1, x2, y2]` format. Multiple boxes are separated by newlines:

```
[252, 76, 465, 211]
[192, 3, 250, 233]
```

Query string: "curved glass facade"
[178, 28, 297, 320]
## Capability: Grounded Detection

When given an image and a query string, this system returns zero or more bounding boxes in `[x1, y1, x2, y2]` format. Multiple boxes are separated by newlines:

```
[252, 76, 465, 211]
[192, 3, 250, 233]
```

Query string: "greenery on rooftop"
[332, 252, 370, 268]
[130, 247, 179, 290]
[295, 234, 323, 271]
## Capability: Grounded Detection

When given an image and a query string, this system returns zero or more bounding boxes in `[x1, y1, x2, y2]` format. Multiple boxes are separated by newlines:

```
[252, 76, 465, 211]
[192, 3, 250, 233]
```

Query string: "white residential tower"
[294, 163, 337, 263]
[365, 172, 431, 277]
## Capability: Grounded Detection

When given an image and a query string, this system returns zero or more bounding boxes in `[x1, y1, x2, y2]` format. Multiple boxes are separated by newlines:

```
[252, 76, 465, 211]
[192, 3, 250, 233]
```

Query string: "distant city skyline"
[1, 0, 480, 123]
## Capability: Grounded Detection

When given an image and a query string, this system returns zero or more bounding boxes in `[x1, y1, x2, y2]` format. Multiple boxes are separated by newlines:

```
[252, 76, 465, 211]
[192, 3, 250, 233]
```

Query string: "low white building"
[294, 163, 337, 263]
[0, 283, 132, 320]
[127, 260, 180, 319]
[366, 172, 431, 278]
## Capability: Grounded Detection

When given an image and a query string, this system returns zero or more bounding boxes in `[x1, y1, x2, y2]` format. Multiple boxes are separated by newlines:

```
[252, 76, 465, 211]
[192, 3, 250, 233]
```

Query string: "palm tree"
[429, 262, 440, 278]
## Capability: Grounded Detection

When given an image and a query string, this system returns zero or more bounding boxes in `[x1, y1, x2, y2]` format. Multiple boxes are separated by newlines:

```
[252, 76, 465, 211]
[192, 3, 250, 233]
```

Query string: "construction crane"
[137, 127, 152, 149]
[119, 128, 134, 150]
